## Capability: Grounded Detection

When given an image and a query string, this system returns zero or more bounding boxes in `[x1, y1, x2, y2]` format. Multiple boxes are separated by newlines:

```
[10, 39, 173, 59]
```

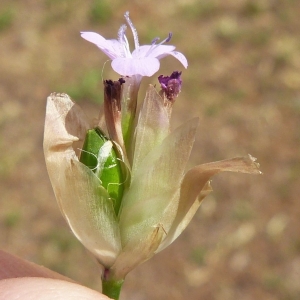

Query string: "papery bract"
[44, 88, 261, 281]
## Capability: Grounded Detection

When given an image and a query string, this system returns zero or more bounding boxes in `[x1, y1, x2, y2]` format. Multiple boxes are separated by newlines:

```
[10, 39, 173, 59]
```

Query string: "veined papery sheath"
[44, 84, 261, 280]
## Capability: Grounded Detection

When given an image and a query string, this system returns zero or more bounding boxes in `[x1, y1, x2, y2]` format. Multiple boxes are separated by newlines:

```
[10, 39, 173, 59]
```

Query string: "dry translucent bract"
[44, 86, 261, 280]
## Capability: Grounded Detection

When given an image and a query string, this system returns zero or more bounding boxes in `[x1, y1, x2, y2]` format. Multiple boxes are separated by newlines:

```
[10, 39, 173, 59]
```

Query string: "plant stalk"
[102, 269, 124, 300]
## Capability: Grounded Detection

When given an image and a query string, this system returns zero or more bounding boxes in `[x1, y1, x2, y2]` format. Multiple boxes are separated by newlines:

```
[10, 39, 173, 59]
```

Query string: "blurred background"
[0, 0, 299, 299]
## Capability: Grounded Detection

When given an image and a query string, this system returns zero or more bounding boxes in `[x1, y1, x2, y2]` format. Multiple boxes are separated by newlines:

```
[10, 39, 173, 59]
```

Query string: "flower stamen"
[118, 25, 131, 58]
[124, 11, 139, 50]
[145, 32, 173, 57]
[117, 25, 127, 44]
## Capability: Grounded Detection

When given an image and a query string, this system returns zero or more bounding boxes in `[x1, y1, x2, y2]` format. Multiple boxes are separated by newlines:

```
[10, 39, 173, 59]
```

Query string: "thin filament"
[124, 11, 139, 50]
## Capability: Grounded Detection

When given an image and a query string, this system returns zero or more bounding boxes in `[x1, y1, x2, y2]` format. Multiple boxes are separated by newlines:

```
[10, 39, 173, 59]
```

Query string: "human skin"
[0, 250, 110, 300]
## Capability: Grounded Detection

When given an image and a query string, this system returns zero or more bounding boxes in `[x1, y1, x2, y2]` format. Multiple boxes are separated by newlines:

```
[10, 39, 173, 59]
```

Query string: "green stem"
[102, 277, 124, 300]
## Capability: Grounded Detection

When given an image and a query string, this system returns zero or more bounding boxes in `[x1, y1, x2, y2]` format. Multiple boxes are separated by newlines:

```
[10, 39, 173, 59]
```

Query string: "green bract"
[80, 128, 124, 215]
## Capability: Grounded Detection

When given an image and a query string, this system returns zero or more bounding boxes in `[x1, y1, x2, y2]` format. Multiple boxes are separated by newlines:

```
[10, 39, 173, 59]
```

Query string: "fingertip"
[0, 277, 111, 300]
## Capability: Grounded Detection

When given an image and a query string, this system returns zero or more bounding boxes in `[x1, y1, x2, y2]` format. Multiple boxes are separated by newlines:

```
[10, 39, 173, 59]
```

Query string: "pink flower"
[81, 12, 188, 77]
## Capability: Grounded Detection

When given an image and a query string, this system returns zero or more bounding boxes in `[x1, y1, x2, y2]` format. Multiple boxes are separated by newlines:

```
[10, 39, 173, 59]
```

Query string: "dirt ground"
[1, 1, 300, 299]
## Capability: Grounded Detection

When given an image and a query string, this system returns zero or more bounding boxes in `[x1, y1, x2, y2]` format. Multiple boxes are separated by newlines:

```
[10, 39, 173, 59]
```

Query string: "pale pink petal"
[132, 45, 175, 58]
[168, 51, 188, 68]
[111, 57, 160, 76]
[156, 50, 188, 68]
[158, 155, 261, 251]
[81, 32, 123, 59]
[133, 45, 188, 68]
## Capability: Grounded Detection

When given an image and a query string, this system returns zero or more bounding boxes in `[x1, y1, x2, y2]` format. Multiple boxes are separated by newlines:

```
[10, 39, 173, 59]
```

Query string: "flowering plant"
[43, 12, 260, 299]
[81, 11, 187, 77]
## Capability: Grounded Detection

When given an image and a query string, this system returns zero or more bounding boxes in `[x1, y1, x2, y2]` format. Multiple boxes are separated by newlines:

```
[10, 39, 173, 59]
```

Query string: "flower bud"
[80, 128, 124, 215]
[158, 71, 182, 102]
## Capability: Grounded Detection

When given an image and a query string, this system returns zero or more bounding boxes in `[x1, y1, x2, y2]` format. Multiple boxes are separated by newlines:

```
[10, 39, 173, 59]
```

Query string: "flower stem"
[102, 277, 124, 300]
